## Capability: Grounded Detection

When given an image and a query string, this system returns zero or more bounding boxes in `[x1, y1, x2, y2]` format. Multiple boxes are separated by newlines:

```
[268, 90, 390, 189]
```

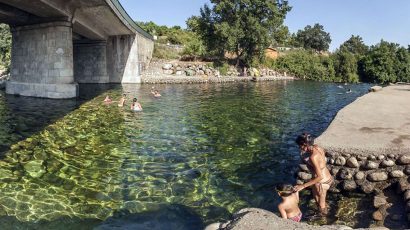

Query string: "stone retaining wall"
[296, 151, 410, 223]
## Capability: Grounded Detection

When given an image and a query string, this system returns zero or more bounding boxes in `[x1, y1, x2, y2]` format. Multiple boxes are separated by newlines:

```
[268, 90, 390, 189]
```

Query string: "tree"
[187, 0, 291, 67]
[0, 24, 11, 71]
[360, 40, 401, 83]
[339, 35, 368, 56]
[332, 48, 360, 83]
[295, 23, 331, 52]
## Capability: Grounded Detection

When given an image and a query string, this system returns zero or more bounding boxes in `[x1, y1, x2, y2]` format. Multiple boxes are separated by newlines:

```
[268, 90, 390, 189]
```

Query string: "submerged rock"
[342, 180, 357, 191]
[23, 160, 46, 178]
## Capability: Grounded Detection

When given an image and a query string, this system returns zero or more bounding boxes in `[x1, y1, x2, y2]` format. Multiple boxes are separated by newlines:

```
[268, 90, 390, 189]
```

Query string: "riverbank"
[297, 84, 410, 228]
[208, 84, 410, 230]
[141, 60, 295, 84]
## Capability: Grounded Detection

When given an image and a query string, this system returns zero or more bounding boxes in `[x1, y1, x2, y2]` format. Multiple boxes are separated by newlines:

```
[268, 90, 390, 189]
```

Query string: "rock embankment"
[205, 208, 387, 230]
[141, 61, 295, 84]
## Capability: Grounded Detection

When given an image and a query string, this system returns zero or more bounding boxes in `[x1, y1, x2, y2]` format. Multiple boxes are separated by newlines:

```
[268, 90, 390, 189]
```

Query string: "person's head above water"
[295, 133, 314, 147]
[133, 98, 137, 102]
[123, 94, 126, 97]
[276, 184, 294, 197]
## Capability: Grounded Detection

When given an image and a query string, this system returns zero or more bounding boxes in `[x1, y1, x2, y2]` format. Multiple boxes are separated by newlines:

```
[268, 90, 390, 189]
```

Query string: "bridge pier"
[7, 21, 78, 99]
[74, 40, 109, 83]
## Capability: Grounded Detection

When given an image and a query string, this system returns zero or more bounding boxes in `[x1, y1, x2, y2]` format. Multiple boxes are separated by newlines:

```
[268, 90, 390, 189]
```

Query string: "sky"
[119, 0, 410, 51]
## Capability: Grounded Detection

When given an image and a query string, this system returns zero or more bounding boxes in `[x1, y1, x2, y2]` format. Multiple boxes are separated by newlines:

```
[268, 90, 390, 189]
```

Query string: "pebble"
[331, 168, 340, 176]
[377, 155, 385, 160]
[368, 155, 377, 160]
[204, 223, 221, 230]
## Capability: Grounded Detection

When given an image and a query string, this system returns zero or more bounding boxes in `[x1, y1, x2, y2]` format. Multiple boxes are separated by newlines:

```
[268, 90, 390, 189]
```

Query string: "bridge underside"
[0, 0, 153, 98]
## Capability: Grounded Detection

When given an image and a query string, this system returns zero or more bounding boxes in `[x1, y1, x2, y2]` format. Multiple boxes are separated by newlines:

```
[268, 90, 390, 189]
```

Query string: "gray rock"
[338, 168, 353, 180]
[373, 195, 387, 208]
[398, 178, 410, 193]
[360, 181, 375, 194]
[24, 160, 46, 178]
[298, 172, 312, 181]
[342, 180, 357, 191]
[364, 161, 379, 170]
[377, 155, 385, 160]
[296, 180, 304, 185]
[175, 71, 184, 75]
[405, 166, 410, 175]
[380, 159, 395, 167]
[162, 63, 173, 70]
[329, 158, 335, 164]
[335, 156, 346, 166]
[367, 171, 388, 182]
[387, 153, 396, 159]
[198, 70, 205, 75]
[346, 157, 359, 168]
[369, 85, 383, 92]
[299, 164, 309, 172]
[342, 153, 351, 158]
[404, 190, 410, 201]
[397, 154, 410, 165]
[357, 156, 368, 161]
[390, 170, 405, 178]
[163, 69, 173, 75]
[368, 155, 377, 160]
[205, 223, 221, 230]
[331, 168, 340, 176]
[355, 171, 365, 180]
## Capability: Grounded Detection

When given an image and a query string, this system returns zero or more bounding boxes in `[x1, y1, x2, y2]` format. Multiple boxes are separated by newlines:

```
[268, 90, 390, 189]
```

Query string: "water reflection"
[0, 81, 371, 228]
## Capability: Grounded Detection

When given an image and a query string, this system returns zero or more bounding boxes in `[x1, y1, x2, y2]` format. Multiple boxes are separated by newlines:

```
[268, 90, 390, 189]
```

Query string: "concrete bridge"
[0, 0, 154, 98]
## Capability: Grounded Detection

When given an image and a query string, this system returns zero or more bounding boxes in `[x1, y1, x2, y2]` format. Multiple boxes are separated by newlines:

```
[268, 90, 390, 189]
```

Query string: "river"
[0, 81, 372, 229]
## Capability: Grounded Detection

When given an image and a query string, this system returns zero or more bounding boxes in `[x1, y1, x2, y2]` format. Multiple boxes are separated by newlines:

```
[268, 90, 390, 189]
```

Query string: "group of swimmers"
[276, 133, 334, 223]
[103, 87, 161, 112]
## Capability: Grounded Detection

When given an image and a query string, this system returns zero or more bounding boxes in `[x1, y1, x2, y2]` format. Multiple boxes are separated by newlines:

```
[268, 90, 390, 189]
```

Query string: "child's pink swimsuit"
[288, 212, 302, 222]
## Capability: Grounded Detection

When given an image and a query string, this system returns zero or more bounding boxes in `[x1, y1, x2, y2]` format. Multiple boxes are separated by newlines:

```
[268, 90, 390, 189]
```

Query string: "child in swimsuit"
[276, 184, 302, 222]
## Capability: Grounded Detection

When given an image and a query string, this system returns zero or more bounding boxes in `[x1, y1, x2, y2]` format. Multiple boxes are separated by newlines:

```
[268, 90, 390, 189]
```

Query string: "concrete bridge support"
[107, 34, 154, 84]
[6, 21, 78, 99]
[74, 41, 109, 83]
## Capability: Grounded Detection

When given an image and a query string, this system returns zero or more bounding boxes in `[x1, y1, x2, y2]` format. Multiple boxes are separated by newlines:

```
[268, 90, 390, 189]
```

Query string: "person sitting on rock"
[276, 184, 302, 222]
[293, 133, 334, 215]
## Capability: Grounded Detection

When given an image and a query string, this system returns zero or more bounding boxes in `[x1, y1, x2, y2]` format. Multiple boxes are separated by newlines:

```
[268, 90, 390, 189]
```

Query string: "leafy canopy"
[187, 0, 291, 67]
[295, 23, 331, 52]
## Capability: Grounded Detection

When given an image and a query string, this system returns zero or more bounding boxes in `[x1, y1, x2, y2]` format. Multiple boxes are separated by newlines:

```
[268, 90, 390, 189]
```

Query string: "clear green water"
[0, 82, 371, 229]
